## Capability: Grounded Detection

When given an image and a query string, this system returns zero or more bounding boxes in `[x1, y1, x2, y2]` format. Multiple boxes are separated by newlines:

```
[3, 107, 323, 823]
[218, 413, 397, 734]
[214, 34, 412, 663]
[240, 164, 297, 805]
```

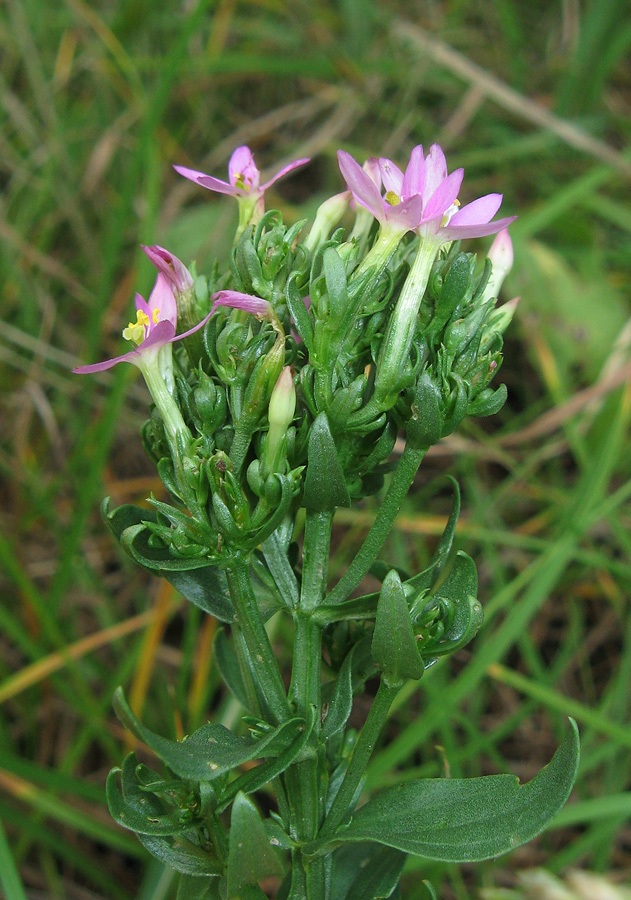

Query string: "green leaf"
[323, 246, 348, 325]
[321, 646, 355, 741]
[112, 688, 305, 782]
[214, 629, 250, 710]
[138, 834, 222, 877]
[416, 551, 483, 659]
[331, 843, 407, 900]
[310, 721, 580, 862]
[107, 754, 192, 836]
[371, 571, 423, 685]
[177, 875, 220, 900]
[406, 374, 444, 449]
[226, 793, 284, 898]
[303, 413, 351, 511]
[286, 272, 313, 348]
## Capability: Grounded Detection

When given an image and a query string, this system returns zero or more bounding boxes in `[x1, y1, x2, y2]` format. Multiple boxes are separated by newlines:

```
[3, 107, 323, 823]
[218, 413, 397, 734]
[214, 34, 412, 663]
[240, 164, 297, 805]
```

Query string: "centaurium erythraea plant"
[73, 139, 579, 900]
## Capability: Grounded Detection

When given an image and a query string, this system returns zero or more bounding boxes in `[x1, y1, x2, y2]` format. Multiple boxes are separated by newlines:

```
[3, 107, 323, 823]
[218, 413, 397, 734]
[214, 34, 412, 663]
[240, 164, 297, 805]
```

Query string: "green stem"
[317, 679, 398, 841]
[225, 555, 291, 725]
[325, 445, 426, 605]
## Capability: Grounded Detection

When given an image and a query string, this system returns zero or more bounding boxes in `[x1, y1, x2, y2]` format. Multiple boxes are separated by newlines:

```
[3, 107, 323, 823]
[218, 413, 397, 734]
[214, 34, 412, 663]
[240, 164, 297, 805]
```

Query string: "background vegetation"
[1, 0, 630, 897]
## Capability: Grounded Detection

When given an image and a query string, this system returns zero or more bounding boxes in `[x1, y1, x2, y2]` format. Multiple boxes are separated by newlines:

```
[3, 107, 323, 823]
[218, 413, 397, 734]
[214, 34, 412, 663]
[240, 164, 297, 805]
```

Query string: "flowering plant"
[74, 143, 578, 900]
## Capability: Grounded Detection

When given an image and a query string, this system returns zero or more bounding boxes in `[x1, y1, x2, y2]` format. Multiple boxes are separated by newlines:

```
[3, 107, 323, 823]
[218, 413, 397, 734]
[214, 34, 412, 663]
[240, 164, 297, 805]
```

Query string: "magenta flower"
[174, 145, 310, 201]
[73, 274, 210, 375]
[338, 144, 516, 241]
[141, 245, 194, 295]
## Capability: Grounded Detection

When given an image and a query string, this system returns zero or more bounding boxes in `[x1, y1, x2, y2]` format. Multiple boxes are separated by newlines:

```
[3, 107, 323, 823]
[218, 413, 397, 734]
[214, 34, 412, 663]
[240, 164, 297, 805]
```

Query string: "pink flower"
[73, 274, 210, 375]
[338, 144, 516, 240]
[174, 145, 310, 200]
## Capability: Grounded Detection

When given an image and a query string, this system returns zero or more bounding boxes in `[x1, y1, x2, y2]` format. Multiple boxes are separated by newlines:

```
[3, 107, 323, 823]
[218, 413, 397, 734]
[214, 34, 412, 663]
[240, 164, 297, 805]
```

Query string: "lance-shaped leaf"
[113, 688, 304, 782]
[321, 645, 355, 740]
[323, 246, 348, 325]
[226, 793, 284, 898]
[138, 833, 222, 877]
[308, 721, 579, 862]
[330, 843, 407, 900]
[303, 413, 351, 511]
[177, 875, 220, 900]
[214, 628, 251, 710]
[372, 570, 424, 686]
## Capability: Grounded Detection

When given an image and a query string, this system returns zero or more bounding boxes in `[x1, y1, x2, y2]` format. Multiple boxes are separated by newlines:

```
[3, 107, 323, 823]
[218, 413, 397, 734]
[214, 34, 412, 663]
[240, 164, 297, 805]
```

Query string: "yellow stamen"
[384, 190, 400, 207]
[122, 309, 150, 344]
[152, 308, 160, 324]
[234, 172, 248, 191]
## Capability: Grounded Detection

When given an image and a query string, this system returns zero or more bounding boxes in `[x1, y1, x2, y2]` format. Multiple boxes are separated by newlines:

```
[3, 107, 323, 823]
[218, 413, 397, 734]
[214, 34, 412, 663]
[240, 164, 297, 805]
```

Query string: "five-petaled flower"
[174, 145, 310, 236]
[338, 143, 516, 241]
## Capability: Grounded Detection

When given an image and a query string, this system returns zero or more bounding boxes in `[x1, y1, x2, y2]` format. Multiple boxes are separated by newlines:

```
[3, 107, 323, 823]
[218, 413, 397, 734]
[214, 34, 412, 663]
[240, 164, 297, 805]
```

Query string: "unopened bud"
[263, 366, 296, 475]
[305, 191, 351, 253]
[482, 229, 514, 302]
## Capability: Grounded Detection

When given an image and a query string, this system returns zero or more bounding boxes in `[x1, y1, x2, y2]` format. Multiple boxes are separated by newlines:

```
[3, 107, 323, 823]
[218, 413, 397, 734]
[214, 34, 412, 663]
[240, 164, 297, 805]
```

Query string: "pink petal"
[134, 292, 152, 321]
[229, 146, 259, 189]
[142, 245, 194, 292]
[422, 168, 464, 222]
[147, 274, 177, 329]
[387, 195, 423, 230]
[449, 194, 503, 227]
[441, 215, 517, 241]
[196, 174, 243, 196]
[261, 157, 310, 190]
[378, 157, 404, 195]
[211, 290, 272, 317]
[73, 349, 140, 374]
[72, 321, 175, 374]
[423, 144, 448, 205]
[337, 150, 385, 222]
[170, 308, 215, 343]
[363, 157, 382, 190]
[401, 145, 425, 199]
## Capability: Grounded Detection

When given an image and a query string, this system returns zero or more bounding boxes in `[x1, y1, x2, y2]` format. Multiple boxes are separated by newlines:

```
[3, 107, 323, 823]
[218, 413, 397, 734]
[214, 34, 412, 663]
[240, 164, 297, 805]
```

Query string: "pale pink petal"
[170, 309, 215, 343]
[147, 274, 177, 329]
[441, 215, 517, 241]
[363, 157, 382, 190]
[229, 146, 259, 189]
[196, 174, 244, 196]
[423, 144, 448, 204]
[134, 292, 152, 321]
[138, 319, 177, 350]
[211, 290, 272, 317]
[337, 150, 385, 222]
[387, 195, 423, 230]
[378, 158, 404, 195]
[261, 157, 310, 190]
[422, 169, 464, 222]
[449, 194, 503, 227]
[72, 321, 174, 374]
[401, 145, 425, 199]
[73, 350, 140, 374]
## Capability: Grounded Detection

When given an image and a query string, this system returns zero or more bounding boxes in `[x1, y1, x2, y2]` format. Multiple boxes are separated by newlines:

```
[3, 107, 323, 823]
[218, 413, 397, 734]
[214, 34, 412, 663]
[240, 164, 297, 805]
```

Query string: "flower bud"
[262, 366, 296, 476]
[304, 191, 351, 253]
[481, 229, 513, 302]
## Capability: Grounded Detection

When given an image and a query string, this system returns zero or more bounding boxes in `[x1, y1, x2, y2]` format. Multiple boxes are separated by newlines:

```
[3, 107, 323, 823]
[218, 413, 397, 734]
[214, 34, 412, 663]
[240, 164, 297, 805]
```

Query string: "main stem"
[285, 510, 333, 899]
[326, 445, 426, 606]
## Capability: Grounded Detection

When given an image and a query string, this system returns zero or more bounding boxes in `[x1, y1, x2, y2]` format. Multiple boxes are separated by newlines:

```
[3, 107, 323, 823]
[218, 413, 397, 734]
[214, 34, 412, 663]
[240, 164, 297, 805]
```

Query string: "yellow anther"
[234, 172, 247, 191]
[122, 309, 150, 345]
[384, 190, 400, 207]
[152, 308, 160, 324]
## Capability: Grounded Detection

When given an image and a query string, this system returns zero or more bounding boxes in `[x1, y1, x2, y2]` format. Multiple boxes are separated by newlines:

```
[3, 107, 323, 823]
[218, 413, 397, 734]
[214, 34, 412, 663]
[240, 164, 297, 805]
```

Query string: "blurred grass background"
[1, 0, 631, 897]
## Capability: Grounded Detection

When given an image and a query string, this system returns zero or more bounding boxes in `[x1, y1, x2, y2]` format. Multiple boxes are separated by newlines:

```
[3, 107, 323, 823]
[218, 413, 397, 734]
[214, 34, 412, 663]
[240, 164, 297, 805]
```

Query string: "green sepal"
[303, 412, 351, 511]
[101, 499, 234, 622]
[428, 252, 473, 335]
[106, 753, 194, 836]
[406, 373, 444, 449]
[137, 833, 222, 877]
[323, 246, 348, 326]
[226, 792, 284, 899]
[413, 551, 483, 660]
[467, 383, 507, 417]
[330, 842, 407, 900]
[286, 272, 314, 348]
[177, 875, 220, 900]
[371, 570, 424, 686]
[307, 721, 580, 862]
[112, 687, 305, 782]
